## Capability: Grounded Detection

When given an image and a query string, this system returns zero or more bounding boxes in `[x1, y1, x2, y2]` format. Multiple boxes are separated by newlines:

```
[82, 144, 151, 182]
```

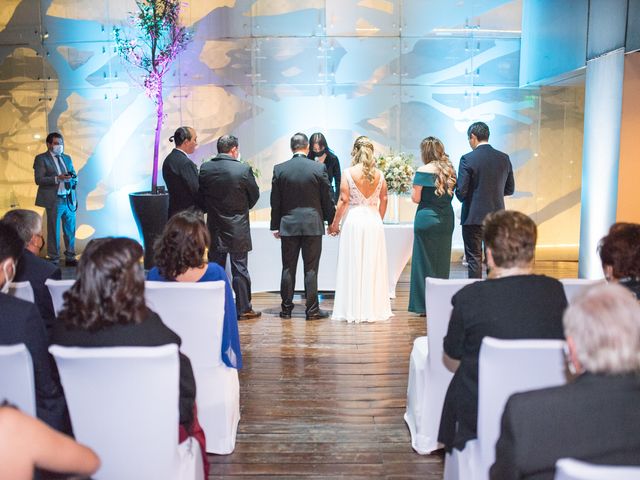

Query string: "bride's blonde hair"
[420, 136, 456, 197]
[351, 136, 376, 184]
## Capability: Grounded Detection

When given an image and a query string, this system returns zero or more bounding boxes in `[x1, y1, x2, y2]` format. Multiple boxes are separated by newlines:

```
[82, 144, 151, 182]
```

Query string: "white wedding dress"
[332, 168, 393, 323]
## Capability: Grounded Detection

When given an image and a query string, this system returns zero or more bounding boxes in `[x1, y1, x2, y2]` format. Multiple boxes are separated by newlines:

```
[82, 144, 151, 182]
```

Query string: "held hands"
[328, 223, 340, 236]
[272, 230, 281, 239]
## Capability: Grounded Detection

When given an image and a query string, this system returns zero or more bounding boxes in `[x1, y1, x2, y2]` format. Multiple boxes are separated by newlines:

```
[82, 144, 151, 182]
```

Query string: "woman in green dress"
[408, 137, 456, 314]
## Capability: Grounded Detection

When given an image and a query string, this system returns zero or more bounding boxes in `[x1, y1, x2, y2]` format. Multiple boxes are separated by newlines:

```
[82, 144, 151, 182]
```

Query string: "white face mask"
[52, 144, 63, 156]
[0, 259, 16, 294]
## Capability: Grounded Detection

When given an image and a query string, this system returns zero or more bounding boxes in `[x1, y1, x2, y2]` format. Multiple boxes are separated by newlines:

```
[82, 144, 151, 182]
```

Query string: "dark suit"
[455, 144, 514, 278]
[270, 154, 335, 315]
[199, 153, 260, 315]
[162, 148, 200, 217]
[490, 373, 640, 480]
[51, 308, 197, 430]
[14, 249, 61, 339]
[34, 151, 77, 262]
[0, 293, 70, 434]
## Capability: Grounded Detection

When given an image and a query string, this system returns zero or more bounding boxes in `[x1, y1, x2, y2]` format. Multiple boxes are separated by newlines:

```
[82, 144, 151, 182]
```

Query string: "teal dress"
[408, 171, 454, 313]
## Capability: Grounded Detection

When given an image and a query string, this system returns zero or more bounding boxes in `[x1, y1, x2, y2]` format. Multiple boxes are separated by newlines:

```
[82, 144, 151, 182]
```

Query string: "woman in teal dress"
[408, 137, 456, 314]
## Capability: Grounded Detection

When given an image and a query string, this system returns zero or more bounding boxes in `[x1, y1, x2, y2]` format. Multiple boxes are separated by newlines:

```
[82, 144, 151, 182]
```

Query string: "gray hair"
[564, 283, 640, 374]
[217, 135, 238, 154]
[1, 209, 42, 244]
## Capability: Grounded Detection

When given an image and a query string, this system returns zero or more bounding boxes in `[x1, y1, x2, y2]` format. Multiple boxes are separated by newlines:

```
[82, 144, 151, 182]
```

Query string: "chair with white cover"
[555, 458, 640, 480]
[145, 281, 239, 454]
[444, 337, 567, 480]
[45, 279, 75, 316]
[560, 279, 605, 304]
[50, 344, 203, 480]
[0, 344, 36, 416]
[7, 281, 35, 303]
[404, 277, 481, 454]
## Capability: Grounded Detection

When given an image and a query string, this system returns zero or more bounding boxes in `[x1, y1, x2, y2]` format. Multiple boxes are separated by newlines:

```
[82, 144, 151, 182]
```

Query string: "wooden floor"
[207, 261, 578, 479]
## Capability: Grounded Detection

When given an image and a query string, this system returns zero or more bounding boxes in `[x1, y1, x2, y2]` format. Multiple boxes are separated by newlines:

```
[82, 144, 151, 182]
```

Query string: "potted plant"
[114, 0, 193, 267]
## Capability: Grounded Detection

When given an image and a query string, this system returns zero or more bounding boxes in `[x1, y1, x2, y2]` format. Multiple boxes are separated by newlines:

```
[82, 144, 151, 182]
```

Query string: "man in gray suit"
[270, 133, 335, 320]
[456, 122, 514, 278]
[33, 132, 77, 266]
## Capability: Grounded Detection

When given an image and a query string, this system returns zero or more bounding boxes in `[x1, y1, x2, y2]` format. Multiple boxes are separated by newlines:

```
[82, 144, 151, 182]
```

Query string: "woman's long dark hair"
[58, 237, 146, 331]
[153, 210, 210, 280]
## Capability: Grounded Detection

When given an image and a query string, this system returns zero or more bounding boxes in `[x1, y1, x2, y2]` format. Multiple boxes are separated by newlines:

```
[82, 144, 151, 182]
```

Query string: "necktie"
[55, 155, 67, 174]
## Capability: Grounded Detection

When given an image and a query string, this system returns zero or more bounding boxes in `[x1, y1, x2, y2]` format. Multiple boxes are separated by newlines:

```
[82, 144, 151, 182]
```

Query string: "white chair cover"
[7, 281, 35, 303]
[560, 279, 605, 303]
[44, 278, 75, 316]
[0, 344, 36, 416]
[555, 458, 640, 480]
[445, 337, 567, 480]
[145, 281, 240, 454]
[404, 277, 481, 454]
[49, 344, 203, 480]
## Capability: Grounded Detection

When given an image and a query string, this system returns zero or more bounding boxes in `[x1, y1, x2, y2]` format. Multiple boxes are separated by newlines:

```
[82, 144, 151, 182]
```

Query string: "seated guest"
[491, 284, 640, 479]
[598, 222, 640, 298]
[438, 210, 567, 453]
[148, 211, 242, 369]
[0, 223, 70, 434]
[51, 237, 208, 474]
[2, 209, 61, 337]
[0, 403, 99, 480]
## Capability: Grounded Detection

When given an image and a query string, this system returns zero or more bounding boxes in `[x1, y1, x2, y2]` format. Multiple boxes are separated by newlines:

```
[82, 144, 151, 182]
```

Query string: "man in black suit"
[199, 135, 261, 320]
[0, 222, 70, 434]
[456, 122, 514, 278]
[33, 132, 77, 266]
[162, 126, 200, 217]
[270, 133, 336, 320]
[1, 210, 61, 338]
[490, 284, 640, 480]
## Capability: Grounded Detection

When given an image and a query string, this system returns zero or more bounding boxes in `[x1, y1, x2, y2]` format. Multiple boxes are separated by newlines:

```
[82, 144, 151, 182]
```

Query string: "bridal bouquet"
[376, 151, 415, 195]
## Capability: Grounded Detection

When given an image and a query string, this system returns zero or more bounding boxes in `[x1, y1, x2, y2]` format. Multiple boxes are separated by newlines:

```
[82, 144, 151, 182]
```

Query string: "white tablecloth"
[246, 222, 414, 297]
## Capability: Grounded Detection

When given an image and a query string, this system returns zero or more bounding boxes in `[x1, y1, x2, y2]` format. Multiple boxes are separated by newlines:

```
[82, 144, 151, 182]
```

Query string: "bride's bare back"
[348, 164, 382, 198]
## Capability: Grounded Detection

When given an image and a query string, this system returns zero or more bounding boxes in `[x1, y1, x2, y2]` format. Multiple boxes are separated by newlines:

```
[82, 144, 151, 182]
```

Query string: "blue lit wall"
[0, 0, 584, 256]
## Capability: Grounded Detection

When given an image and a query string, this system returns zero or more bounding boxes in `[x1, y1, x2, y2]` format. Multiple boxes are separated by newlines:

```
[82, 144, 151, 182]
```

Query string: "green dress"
[408, 171, 454, 314]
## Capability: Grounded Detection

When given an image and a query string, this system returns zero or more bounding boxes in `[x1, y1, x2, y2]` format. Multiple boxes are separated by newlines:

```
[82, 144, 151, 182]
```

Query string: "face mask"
[313, 148, 326, 158]
[0, 259, 16, 294]
[52, 144, 63, 155]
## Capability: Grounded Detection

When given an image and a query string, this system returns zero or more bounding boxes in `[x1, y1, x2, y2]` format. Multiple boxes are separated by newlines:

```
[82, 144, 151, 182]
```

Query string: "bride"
[329, 136, 393, 322]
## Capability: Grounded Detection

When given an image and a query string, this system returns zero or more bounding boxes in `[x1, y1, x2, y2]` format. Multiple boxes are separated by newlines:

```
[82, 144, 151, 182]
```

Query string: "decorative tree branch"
[114, 0, 193, 193]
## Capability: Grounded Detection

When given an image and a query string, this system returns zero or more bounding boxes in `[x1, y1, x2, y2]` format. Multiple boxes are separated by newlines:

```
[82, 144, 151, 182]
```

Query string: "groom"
[270, 133, 336, 320]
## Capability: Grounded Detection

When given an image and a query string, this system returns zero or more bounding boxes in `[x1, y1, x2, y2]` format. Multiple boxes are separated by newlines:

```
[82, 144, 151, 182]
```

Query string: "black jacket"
[162, 148, 200, 217]
[51, 308, 197, 430]
[455, 144, 514, 225]
[199, 154, 260, 253]
[14, 249, 61, 339]
[307, 150, 341, 203]
[270, 154, 336, 236]
[0, 293, 70, 434]
[491, 373, 640, 480]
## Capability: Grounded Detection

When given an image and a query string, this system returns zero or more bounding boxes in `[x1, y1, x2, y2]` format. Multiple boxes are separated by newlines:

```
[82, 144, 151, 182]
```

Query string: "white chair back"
[425, 277, 481, 370]
[555, 458, 640, 480]
[45, 279, 75, 316]
[145, 281, 226, 367]
[145, 280, 239, 454]
[7, 281, 35, 303]
[0, 344, 36, 416]
[560, 279, 605, 303]
[477, 337, 567, 478]
[405, 278, 481, 454]
[50, 344, 195, 480]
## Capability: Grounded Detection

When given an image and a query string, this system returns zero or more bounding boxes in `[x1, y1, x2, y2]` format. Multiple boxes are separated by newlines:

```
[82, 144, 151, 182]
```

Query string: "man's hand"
[272, 230, 281, 239]
[57, 174, 72, 181]
[328, 224, 340, 236]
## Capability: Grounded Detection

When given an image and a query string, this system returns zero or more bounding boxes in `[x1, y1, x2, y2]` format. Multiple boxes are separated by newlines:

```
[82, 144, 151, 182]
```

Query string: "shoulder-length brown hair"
[153, 211, 210, 280]
[58, 237, 146, 331]
[420, 136, 456, 197]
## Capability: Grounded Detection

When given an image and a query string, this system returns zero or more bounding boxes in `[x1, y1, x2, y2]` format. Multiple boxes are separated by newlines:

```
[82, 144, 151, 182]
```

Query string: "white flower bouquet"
[376, 151, 415, 195]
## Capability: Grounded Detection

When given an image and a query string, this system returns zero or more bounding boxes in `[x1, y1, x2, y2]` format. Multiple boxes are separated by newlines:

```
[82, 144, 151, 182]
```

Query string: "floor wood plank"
[207, 260, 578, 478]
